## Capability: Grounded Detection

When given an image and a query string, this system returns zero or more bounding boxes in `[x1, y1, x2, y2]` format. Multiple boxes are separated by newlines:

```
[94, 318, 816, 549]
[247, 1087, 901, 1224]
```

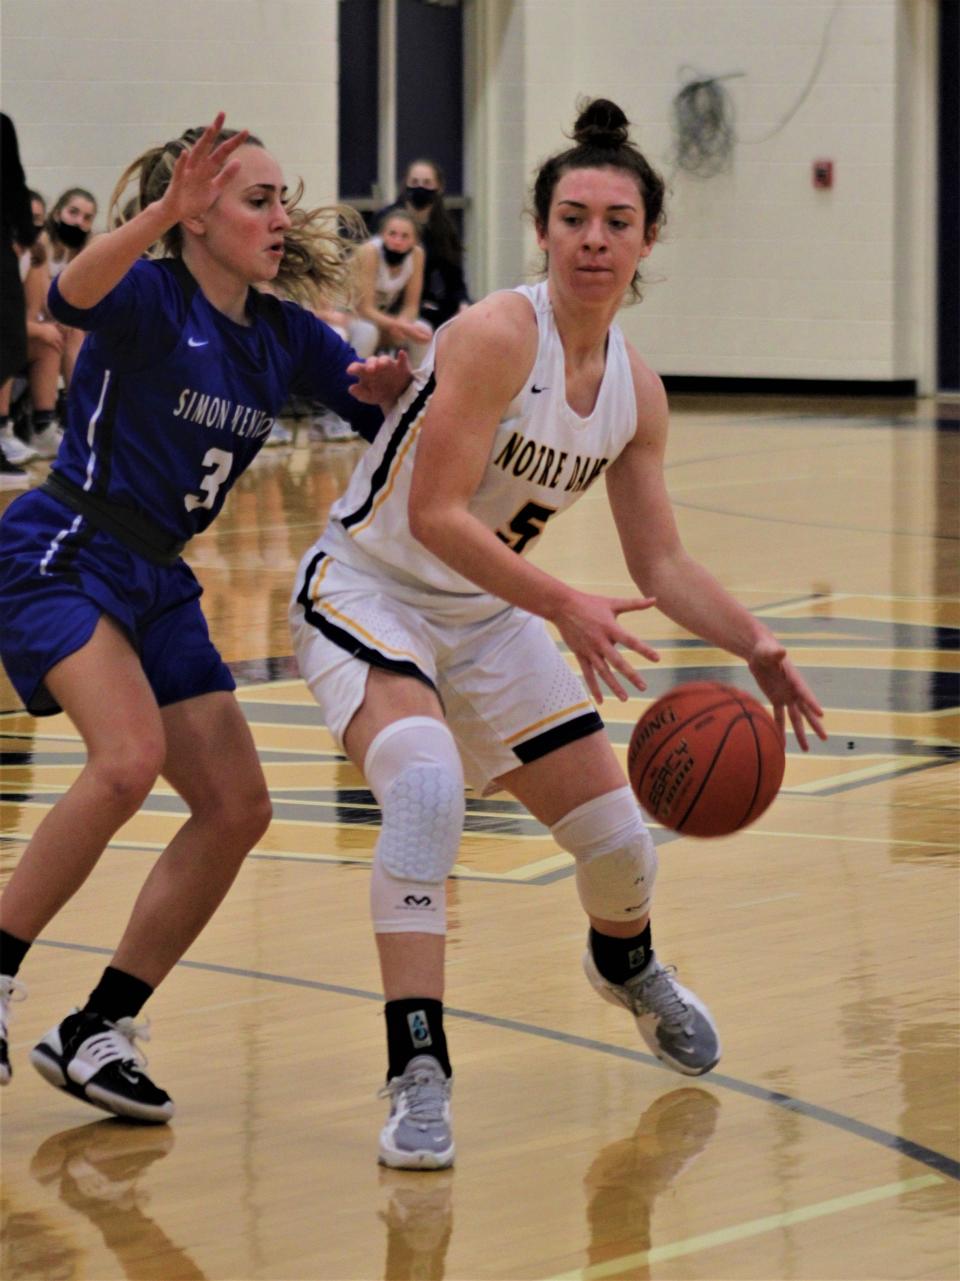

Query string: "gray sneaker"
[378, 1056, 454, 1170]
[583, 945, 721, 1076]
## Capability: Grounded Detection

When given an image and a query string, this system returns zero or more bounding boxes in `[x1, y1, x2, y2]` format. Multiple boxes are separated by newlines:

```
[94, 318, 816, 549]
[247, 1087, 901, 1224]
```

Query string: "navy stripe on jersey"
[511, 711, 605, 764]
[296, 550, 437, 692]
[340, 373, 436, 530]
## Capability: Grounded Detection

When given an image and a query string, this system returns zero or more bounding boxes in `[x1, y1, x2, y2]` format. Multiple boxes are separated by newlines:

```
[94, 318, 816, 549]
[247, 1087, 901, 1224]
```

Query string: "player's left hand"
[748, 639, 827, 751]
[347, 350, 413, 408]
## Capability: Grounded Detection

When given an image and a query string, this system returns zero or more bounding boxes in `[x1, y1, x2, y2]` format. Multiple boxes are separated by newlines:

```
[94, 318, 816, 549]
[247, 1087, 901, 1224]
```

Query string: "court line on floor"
[545, 1174, 945, 1281]
[32, 938, 960, 1183]
[4, 825, 954, 892]
[670, 496, 960, 542]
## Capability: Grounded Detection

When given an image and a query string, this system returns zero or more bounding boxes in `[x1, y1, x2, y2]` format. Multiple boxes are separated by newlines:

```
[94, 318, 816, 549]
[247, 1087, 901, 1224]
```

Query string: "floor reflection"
[0, 1192, 79, 1281]
[378, 1167, 454, 1281]
[30, 1120, 206, 1281]
[582, 1087, 721, 1278]
[0, 717, 36, 871]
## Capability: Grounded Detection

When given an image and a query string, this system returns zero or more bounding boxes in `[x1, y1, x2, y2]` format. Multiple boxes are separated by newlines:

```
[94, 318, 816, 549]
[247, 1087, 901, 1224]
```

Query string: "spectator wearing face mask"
[349, 210, 433, 368]
[1, 190, 62, 466]
[35, 189, 98, 429]
[378, 159, 470, 329]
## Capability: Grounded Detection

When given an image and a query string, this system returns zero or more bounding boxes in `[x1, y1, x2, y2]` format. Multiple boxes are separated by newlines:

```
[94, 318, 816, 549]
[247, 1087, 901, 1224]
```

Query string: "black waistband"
[42, 472, 187, 566]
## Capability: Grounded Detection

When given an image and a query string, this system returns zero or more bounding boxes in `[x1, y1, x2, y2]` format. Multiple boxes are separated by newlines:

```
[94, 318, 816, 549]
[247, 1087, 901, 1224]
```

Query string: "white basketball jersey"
[318, 280, 637, 607]
[372, 236, 414, 312]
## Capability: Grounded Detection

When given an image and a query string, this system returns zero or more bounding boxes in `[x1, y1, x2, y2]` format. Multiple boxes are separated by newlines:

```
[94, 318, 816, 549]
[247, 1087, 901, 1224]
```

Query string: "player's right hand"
[160, 113, 249, 224]
[552, 591, 660, 703]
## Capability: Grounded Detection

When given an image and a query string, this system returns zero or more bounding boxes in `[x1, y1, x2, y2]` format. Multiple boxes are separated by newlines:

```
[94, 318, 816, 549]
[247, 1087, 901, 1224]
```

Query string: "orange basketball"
[627, 681, 786, 837]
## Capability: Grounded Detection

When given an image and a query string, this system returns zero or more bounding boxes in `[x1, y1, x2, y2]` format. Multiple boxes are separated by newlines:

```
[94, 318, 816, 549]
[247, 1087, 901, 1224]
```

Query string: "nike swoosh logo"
[531, 384, 548, 394]
[187, 338, 208, 348]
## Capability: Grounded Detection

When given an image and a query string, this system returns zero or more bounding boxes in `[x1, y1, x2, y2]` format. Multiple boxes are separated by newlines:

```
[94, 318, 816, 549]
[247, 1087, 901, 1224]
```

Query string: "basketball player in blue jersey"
[291, 99, 827, 1169]
[0, 115, 411, 1120]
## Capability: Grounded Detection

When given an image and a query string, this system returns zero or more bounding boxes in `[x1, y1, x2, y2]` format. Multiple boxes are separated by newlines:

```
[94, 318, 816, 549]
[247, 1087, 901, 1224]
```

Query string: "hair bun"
[572, 98, 630, 148]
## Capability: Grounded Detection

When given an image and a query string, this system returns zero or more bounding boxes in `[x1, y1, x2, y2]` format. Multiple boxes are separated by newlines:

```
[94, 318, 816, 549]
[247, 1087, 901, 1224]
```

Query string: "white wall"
[466, 0, 529, 293]
[3, 0, 935, 385]
[1, 0, 340, 220]
[471, 0, 936, 385]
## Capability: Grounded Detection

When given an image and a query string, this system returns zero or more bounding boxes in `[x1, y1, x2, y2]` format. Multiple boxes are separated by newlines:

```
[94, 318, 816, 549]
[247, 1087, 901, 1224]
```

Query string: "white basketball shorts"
[289, 546, 604, 793]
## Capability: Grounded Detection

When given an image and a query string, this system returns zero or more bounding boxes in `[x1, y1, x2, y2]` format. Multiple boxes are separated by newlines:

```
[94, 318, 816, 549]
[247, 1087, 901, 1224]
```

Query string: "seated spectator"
[20, 263, 66, 459]
[380, 159, 470, 328]
[0, 194, 49, 466]
[37, 187, 98, 392]
[24, 190, 48, 273]
[349, 210, 432, 368]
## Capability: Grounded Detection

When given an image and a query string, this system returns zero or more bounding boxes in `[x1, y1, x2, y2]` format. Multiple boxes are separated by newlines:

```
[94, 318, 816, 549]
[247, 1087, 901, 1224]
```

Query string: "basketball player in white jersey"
[290, 98, 827, 1170]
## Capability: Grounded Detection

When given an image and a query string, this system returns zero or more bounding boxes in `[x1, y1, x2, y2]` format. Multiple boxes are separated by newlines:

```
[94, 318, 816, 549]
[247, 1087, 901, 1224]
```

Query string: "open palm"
[161, 113, 250, 224]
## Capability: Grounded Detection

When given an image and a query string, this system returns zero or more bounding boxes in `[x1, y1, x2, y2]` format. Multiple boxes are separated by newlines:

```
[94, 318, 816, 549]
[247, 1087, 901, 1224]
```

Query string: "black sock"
[32, 409, 55, 430]
[589, 923, 653, 985]
[384, 998, 451, 1079]
[0, 929, 32, 978]
[82, 966, 154, 1023]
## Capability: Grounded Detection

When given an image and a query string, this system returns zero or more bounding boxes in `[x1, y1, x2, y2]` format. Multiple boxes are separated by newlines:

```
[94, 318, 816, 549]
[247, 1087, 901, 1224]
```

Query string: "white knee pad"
[365, 717, 465, 935]
[551, 786, 658, 922]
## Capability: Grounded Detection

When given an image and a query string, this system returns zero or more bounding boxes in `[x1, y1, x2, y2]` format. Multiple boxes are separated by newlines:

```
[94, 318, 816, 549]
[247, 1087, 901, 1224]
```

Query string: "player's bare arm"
[57, 113, 247, 311]
[608, 348, 826, 744]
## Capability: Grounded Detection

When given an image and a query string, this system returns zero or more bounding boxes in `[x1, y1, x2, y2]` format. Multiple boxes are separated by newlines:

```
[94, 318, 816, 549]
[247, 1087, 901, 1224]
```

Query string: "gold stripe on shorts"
[504, 699, 595, 746]
[318, 600, 424, 667]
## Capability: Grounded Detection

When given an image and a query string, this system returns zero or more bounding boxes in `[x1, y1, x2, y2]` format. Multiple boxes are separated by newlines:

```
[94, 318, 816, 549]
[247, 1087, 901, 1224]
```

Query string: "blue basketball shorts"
[0, 489, 236, 716]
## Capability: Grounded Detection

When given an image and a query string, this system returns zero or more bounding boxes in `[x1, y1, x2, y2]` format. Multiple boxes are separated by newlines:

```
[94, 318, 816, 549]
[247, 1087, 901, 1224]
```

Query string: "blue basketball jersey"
[47, 260, 381, 542]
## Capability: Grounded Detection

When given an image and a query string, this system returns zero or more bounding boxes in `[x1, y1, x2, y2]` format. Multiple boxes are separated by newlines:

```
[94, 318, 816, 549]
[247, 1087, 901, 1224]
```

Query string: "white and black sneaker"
[30, 1010, 174, 1123]
[29, 420, 64, 459]
[0, 422, 38, 465]
[0, 451, 30, 490]
[584, 944, 721, 1076]
[1, 975, 27, 1084]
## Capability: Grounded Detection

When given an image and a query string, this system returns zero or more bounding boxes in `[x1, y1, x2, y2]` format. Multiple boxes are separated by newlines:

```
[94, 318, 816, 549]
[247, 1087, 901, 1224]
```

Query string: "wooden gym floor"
[1, 395, 958, 1280]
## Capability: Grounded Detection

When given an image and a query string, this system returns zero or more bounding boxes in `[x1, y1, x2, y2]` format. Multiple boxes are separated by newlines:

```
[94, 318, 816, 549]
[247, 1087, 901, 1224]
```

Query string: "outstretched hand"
[554, 591, 660, 703]
[347, 350, 413, 408]
[159, 112, 249, 225]
[748, 638, 827, 750]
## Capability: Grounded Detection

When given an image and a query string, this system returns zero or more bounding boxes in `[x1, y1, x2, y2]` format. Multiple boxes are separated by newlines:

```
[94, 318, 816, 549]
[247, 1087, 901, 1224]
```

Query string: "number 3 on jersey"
[496, 500, 557, 553]
[185, 447, 233, 513]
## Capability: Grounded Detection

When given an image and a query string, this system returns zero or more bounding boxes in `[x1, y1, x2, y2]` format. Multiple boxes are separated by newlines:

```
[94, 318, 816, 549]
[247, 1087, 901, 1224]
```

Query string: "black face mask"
[383, 246, 412, 267]
[404, 185, 437, 211]
[54, 219, 90, 249]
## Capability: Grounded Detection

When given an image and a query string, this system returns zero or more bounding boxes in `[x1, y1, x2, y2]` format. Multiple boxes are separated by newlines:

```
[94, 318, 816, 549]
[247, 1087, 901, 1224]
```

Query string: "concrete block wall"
[3, 0, 935, 383]
[1, 0, 340, 221]
[488, 0, 933, 383]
